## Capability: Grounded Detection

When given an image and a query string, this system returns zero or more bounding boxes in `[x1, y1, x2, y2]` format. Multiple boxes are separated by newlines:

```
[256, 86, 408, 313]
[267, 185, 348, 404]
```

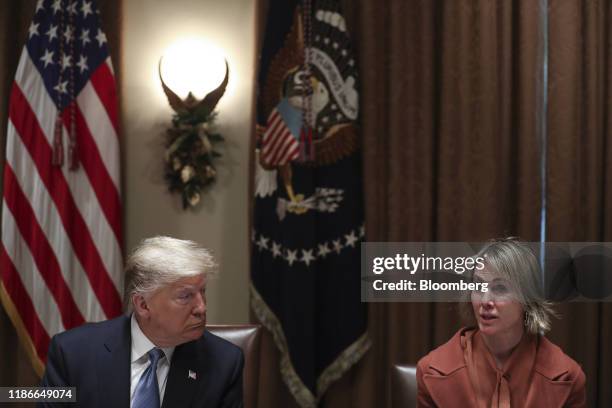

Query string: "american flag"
[0, 0, 122, 373]
[260, 98, 301, 166]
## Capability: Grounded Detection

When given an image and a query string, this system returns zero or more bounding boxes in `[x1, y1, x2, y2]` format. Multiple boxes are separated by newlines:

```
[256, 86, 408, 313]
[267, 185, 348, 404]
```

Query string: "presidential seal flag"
[251, 0, 369, 406]
[0, 0, 122, 374]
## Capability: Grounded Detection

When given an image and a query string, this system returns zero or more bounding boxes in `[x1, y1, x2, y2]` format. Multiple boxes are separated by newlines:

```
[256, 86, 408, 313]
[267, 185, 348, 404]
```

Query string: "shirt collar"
[130, 314, 175, 364]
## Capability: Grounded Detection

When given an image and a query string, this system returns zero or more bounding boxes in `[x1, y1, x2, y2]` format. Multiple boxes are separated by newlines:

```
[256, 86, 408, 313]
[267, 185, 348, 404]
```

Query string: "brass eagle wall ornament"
[158, 58, 230, 119]
[159, 58, 230, 209]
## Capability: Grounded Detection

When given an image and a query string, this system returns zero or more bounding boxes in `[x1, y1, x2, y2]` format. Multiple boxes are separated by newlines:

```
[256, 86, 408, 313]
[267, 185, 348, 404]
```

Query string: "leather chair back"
[207, 325, 262, 408]
[391, 364, 417, 408]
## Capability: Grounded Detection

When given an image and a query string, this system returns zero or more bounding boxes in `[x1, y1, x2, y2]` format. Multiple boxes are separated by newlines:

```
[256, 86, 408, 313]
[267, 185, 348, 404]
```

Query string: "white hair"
[124, 236, 217, 312]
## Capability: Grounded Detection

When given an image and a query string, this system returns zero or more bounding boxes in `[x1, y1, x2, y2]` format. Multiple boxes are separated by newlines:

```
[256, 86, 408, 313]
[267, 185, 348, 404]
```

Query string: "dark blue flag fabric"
[251, 0, 370, 406]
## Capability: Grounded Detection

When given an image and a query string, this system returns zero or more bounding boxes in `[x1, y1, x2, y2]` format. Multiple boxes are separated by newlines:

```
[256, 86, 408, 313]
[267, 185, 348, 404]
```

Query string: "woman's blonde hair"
[462, 238, 556, 334]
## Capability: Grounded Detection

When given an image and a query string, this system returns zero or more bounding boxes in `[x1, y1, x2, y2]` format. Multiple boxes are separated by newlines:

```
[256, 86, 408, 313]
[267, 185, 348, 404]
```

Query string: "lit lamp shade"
[159, 38, 228, 100]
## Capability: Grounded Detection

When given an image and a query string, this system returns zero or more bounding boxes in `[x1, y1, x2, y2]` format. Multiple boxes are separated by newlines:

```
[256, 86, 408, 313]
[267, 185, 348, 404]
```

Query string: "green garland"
[164, 109, 223, 209]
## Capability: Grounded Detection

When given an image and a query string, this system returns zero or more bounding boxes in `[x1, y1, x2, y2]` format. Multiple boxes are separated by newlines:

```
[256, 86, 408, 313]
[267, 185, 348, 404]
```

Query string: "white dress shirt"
[130, 314, 175, 407]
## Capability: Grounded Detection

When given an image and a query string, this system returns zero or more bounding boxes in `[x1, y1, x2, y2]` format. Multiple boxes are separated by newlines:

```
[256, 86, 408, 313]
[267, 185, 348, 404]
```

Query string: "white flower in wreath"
[181, 165, 195, 183]
[205, 165, 216, 178]
[188, 192, 201, 207]
[202, 136, 212, 153]
[198, 127, 213, 152]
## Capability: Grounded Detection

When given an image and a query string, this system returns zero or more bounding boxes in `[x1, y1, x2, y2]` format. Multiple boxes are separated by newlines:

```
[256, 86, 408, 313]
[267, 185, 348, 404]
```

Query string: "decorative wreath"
[159, 60, 229, 209]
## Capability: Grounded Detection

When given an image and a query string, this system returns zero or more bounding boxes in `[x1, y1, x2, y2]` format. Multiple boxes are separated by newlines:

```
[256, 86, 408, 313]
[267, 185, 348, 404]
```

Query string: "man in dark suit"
[39, 236, 244, 408]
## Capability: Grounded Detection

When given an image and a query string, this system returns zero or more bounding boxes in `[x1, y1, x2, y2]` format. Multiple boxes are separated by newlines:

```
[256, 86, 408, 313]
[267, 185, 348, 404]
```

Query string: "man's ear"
[132, 294, 150, 318]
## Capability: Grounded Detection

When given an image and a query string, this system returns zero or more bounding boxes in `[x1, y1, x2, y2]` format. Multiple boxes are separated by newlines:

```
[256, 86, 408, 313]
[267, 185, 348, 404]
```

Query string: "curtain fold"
[546, 1, 612, 406]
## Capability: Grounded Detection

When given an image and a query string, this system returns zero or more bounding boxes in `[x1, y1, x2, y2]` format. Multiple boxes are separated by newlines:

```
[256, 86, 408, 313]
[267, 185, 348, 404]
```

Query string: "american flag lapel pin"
[188, 370, 197, 380]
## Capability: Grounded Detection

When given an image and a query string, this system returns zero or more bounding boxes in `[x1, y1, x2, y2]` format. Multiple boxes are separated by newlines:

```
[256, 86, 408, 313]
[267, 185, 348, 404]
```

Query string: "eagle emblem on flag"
[257, 4, 360, 217]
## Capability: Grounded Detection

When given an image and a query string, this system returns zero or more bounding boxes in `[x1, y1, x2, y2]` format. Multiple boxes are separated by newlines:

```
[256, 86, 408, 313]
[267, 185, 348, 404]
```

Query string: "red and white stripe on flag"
[0, 0, 122, 374]
[260, 108, 300, 166]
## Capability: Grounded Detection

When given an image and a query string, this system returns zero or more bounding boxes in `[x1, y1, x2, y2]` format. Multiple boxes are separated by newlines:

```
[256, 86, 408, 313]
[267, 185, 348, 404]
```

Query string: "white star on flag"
[256, 235, 269, 251]
[317, 243, 331, 258]
[271, 242, 282, 258]
[82, 1, 93, 17]
[344, 231, 358, 247]
[96, 29, 107, 46]
[51, 0, 62, 14]
[77, 55, 88, 73]
[67, 1, 78, 15]
[28, 22, 40, 38]
[333, 239, 343, 254]
[61, 55, 72, 70]
[80, 29, 91, 46]
[35, 0, 44, 12]
[63, 25, 74, 42]
[286, 249, 298, 266]
[46, 24, 58, 41]
[40, 50, 54, 67]
[301, 249, 315, 266]
[54, 80, 68, 94]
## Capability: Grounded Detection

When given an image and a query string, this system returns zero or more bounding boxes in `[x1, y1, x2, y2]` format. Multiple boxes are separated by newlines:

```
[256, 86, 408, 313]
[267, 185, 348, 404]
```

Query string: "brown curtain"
[546, 1, 612, 406]
[0, 0, 122, 397]
[330, 0, 543, 406]
[254, 0, 611, 407]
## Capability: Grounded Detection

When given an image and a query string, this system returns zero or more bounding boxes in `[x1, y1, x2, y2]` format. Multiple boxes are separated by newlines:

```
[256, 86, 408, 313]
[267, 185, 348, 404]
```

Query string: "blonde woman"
[417, 239, 586, 408]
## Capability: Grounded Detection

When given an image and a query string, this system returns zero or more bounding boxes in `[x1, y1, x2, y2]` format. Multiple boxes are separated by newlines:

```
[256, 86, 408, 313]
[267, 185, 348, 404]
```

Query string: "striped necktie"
[133, 348, 164, 408]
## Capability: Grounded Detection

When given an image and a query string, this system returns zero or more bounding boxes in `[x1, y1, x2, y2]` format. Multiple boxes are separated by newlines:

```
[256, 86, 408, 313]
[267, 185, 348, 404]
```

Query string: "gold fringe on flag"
[250, 283, 371, 407]
[0, 283, 45, 377]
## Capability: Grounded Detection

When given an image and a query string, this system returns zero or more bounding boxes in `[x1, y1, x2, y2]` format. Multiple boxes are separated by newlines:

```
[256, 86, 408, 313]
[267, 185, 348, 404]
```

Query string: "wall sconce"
[158, 39, 229, 209]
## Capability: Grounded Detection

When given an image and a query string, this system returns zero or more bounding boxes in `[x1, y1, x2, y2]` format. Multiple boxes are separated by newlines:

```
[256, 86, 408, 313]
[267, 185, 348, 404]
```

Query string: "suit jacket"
[417, 328, 586, 408]
[39, 315, 244, 408]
